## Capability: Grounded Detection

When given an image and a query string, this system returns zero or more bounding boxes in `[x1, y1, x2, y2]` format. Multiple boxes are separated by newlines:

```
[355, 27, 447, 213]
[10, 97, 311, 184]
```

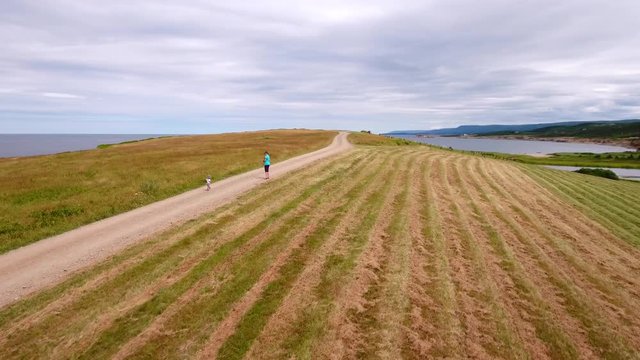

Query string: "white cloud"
[41, 92, 85, 99]
[0, 0, 639, 133]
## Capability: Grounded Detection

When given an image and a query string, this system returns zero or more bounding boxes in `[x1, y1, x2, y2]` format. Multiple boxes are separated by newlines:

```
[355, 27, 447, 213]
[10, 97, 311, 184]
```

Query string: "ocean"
[0, 134, 170, 158]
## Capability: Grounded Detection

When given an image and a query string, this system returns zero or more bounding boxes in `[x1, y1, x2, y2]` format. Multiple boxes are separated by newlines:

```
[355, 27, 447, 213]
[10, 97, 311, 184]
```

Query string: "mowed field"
[1, 137, 639, 359]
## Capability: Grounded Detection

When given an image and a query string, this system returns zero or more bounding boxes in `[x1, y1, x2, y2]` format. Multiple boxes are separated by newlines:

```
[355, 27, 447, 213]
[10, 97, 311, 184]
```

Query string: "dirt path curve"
[0, 132, 352, 308]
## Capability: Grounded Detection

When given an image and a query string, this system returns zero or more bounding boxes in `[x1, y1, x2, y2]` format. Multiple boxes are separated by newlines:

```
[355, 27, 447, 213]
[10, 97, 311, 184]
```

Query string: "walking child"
[205, 175, 211, 191]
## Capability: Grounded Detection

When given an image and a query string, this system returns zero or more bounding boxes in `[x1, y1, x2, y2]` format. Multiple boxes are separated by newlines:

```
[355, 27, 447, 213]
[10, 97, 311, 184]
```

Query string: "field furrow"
[284, 150, 410, 359]
[434, 155, 534, 358]
[535, 169, 640, 234]
[197, 150, 387, 359]
[467, 157, 639, 358]
[243, 150, 402, 360]
[497, 162, 640, 269]
[478, 161, 640, 322]
[403, 153, 465, 358]
[462, 157, 595, 358]
[522, 166, 640, 246]
[330, 150, 416, 358]
[535, 167, 640, 213]
[3, 141, 640, 359]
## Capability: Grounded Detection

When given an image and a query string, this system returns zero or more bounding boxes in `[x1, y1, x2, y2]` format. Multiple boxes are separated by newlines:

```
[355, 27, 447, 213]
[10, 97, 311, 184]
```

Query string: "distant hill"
[484, 120, 640, 139]
[386, 119, 639, 137]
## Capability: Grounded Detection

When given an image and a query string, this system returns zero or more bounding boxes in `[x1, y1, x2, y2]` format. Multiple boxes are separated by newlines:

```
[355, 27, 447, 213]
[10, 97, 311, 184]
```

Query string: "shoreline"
[466, 134, 638, 151]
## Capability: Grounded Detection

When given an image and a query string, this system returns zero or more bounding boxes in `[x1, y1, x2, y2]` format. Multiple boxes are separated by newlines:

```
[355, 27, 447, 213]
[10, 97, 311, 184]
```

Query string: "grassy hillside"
[1, 144, 639, 359]
[529, 120, 639, 138]
[0, 129, 336, 253]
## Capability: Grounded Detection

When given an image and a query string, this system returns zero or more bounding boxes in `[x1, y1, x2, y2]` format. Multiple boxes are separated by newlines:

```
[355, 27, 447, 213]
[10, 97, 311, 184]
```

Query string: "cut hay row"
[241, 151, 411, 359]
[1, 145, 639, 359]
[522, 165, 640, 246]
[472, 157, 640, 358]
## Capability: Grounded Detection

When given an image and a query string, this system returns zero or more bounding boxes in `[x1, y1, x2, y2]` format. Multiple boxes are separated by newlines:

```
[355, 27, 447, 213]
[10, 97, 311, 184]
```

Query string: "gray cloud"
[1, 0, 639, 133]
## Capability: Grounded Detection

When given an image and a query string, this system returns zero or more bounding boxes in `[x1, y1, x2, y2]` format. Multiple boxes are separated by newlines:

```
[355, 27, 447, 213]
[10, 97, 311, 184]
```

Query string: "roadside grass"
[0, 129, 336, 253]
[238, 149, 402, 359]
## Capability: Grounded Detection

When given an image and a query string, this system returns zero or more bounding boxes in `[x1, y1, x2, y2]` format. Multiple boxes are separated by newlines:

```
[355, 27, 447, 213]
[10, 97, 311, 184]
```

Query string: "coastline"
[463, 135, 639, 151]
[0, 134, 170, 158]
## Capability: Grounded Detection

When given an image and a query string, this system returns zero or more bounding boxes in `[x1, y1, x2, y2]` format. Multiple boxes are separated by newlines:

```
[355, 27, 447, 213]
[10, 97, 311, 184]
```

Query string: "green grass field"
[1, 134, 638, 359]
[0, 129, 336, 253]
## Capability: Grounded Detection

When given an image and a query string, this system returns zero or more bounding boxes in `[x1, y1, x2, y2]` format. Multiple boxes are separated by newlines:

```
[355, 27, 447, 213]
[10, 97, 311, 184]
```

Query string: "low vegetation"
[95, 136, 172, 149]
[575, 168, 619, 180]
[348, 132, 417, 146]
[2, 141, 639, 359]
[0, 129, 336, 253]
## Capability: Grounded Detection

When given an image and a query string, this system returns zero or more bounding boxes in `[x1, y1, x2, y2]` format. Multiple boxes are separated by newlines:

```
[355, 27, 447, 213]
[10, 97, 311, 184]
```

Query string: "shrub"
[575, 168, 619, 180]
[140, 180, 160, 195]
[31, 206, 85, 227]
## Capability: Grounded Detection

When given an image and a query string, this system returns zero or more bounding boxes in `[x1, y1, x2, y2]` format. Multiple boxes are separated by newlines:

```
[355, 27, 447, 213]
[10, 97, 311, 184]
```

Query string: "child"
[205, 175, 212, 191]
[263, 151, 270, 179]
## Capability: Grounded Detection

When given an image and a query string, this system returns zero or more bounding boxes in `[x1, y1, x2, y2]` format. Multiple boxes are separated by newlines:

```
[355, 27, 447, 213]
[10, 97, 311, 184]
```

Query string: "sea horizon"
[0, 134, 177, 158]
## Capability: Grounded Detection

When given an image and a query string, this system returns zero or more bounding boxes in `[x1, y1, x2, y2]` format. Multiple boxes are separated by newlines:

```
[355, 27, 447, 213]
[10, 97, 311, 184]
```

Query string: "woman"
[263, 151, 271, 179]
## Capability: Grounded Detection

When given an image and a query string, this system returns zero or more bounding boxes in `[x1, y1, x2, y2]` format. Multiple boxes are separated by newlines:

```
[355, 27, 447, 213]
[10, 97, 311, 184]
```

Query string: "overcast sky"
[1, 0, 639, 133]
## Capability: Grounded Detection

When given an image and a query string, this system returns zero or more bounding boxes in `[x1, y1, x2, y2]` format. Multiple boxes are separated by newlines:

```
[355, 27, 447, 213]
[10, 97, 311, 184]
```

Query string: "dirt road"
[0, 132, 352, 308]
